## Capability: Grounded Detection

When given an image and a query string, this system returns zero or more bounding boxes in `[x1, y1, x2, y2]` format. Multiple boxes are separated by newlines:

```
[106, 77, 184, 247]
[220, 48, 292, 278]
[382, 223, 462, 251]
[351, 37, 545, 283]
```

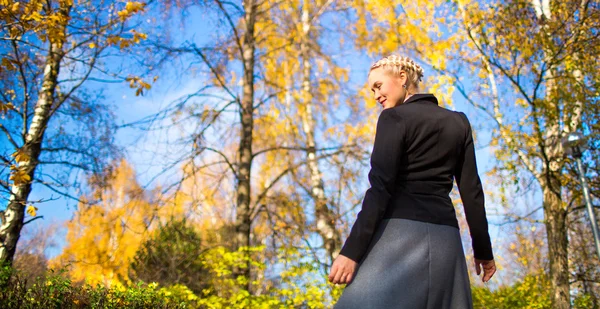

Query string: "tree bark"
[531, 0, 572, 306]
[541, 176, 570, 309]
[299, 2, 341, 263]
[234, 0, 257, 289]
[0, 4, 71, 264]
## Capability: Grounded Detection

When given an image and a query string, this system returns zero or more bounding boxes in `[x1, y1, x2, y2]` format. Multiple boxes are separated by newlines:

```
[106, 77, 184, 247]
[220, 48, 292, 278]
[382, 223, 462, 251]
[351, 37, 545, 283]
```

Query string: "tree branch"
[23, 216, 44, 225]
[0, 123, 20, 149]
[199, 147, 237, 179]
[252, 144, 356, 159]
[190, 44, 239, 104]
[250, 147, 348, 217]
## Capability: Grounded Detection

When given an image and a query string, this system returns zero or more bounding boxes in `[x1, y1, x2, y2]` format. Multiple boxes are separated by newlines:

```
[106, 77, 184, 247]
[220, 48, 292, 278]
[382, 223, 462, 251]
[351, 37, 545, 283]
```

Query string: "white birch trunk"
[0, 9, 69, 263]
[299, 2, 340, 263]
[530, 1, 572, 307]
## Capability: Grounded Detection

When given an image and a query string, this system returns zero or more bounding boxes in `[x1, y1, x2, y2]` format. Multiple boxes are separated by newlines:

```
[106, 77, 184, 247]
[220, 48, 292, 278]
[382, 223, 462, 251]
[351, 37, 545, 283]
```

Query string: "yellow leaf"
[12, 149, 30, 164]
[1, 102, 15, 115]
[11, 2, 19, 12]
[29, 12, 43, 22]
[117, 1, 146, 21]
[27, 205, 38, 217]
[106, 36, 121, 46]
[89, 42, 96, 49]
[119, 39, 131, 49]
[9, 166, 31, 186]
[2, 58, 15, 71]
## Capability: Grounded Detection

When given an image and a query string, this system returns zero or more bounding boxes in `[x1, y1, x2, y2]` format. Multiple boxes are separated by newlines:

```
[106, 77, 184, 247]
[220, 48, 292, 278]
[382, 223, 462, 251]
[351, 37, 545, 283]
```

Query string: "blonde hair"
[369, 55, 424, 88]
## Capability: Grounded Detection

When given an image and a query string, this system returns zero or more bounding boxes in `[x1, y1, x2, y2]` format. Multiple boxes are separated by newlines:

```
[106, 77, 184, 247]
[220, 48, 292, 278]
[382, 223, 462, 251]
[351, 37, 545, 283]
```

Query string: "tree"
[130, 218, 210, 294]
[11, 222, 60, 286]
[142, 0, 264, 286]
[564, 93, 600, 304]
[256, 0, 363, 263]
[0, 0, 151, 264]
[196, 245, 343, 308]
[453, 1, 599, 307]
[144, 0, 362, 287]
[51, 160, 159, 286]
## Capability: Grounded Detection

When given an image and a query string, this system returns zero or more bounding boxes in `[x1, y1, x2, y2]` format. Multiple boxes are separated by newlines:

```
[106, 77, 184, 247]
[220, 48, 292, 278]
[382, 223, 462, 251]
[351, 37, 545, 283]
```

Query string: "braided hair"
[370, 55, 424, 89]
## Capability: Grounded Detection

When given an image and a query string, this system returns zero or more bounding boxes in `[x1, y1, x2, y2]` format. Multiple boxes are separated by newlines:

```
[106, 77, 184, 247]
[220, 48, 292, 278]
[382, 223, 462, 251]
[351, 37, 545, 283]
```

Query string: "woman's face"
[368, 67, 406, 109]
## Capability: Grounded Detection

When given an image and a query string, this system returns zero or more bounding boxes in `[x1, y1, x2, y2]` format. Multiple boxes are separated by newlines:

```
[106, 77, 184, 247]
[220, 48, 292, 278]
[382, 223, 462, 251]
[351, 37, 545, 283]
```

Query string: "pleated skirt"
[333, 218, 473, 309]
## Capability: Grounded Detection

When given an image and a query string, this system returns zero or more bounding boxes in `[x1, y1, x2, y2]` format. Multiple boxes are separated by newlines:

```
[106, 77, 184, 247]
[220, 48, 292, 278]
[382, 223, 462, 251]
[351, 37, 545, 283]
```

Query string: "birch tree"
[126, 4, 375, 297]
[51, 160, 158, 286]
[297, 0, 341, 263]
[454, 1, 599, 307]
[256, 0, 363, 263]
[141, 0, 271, 288]
[0, 0, 150, 264]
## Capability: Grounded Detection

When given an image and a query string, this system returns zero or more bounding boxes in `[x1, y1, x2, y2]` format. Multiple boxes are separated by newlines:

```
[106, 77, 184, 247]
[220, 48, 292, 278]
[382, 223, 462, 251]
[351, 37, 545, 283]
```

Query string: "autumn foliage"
[1, 0, 599, 307]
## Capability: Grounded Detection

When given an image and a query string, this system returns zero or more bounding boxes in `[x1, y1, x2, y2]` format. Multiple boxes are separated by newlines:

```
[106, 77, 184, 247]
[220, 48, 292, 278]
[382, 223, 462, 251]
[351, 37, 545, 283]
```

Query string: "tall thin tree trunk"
[0, 4, 70, 264]
[299, 2, 340, 263]
[234, 0, 256, 290]
[531, 0, 571, 306]
[542, 176, 570, 309]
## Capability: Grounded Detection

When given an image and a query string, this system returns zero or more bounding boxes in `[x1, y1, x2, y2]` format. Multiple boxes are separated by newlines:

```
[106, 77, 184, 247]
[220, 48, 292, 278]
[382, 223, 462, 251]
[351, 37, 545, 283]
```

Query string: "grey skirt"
[334, 218, 473, 309]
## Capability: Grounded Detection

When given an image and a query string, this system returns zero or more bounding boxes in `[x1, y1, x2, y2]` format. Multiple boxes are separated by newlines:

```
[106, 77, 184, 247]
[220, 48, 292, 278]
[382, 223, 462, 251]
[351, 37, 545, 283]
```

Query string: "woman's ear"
[395, 71, 407, 85]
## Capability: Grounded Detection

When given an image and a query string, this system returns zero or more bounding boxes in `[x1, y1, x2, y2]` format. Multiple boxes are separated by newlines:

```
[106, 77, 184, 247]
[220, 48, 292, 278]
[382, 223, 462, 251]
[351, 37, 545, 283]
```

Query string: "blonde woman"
[329, 55, 496, 308]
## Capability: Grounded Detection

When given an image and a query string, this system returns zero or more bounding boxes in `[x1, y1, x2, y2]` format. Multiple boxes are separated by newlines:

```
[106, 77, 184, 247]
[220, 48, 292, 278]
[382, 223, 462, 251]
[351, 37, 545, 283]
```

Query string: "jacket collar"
[403, 93, 438, 105]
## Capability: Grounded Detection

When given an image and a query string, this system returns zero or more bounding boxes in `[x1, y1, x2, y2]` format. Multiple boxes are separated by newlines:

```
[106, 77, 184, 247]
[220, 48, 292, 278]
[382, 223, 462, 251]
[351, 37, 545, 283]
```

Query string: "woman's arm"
[338, 108, 405, 263]
[455, 112, 494, 261]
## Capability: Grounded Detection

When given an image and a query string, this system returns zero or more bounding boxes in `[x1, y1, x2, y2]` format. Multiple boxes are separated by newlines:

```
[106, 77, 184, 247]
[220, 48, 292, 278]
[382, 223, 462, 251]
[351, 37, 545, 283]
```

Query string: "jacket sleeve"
[455, 112, 494, 261]
[339, 109, 405, 263]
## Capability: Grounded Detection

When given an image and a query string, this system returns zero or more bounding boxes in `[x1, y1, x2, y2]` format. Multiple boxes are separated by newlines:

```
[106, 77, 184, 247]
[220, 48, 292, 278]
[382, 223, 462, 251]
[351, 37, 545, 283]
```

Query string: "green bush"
[1, 245, 343, 308]
[472, 272, 599, 309]
[130, 218, 211, 295]
[573, 293, 596, 309]
[194, 245, 343, 308]
[0, 267, 187, 309]
[472, 272, 552, 309]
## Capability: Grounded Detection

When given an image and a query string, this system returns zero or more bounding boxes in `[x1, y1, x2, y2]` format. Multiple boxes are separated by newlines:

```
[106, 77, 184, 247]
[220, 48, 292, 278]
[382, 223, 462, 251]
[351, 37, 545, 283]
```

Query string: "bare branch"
[250, 147, 349, 217]
[11, 39, 31, 135]
[0, 124, 20, 149]
[51, 44, 101, 119]
[23, 216, 44, 225]
[34, 179, 89, 205]
[569, 204, 600, 214]
[214, 0, 245, 71]
[200, 147, 237, 179]
[252, 144, 356, 159]
[190, 44, 239, 104]
[42, 146, 95, 157]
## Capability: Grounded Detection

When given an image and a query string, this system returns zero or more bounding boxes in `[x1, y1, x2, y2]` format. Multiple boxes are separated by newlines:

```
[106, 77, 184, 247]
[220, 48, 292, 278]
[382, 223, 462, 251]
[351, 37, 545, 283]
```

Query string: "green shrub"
[472, 272, 552, 309]
[130, 218, 211, 295]
[0, 267, 186, 308]
[1, 245, 343, 308]
[573, 293, 596, 309]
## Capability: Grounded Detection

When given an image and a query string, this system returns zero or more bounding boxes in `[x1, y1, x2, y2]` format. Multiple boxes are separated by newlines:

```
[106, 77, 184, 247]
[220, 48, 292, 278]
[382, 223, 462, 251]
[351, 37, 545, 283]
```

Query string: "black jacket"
[339, 94, 494, 263]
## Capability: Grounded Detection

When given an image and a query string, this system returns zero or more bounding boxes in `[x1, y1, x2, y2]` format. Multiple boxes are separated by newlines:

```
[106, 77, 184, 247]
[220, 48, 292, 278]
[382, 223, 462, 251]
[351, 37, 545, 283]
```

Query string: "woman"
[329, 55, 496, 309]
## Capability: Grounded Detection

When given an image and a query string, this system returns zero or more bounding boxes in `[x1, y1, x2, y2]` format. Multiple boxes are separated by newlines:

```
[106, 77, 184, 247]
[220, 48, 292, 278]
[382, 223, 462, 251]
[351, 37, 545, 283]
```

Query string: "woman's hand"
[329, 254, 358, 285]
[475, 259, 496, 283]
